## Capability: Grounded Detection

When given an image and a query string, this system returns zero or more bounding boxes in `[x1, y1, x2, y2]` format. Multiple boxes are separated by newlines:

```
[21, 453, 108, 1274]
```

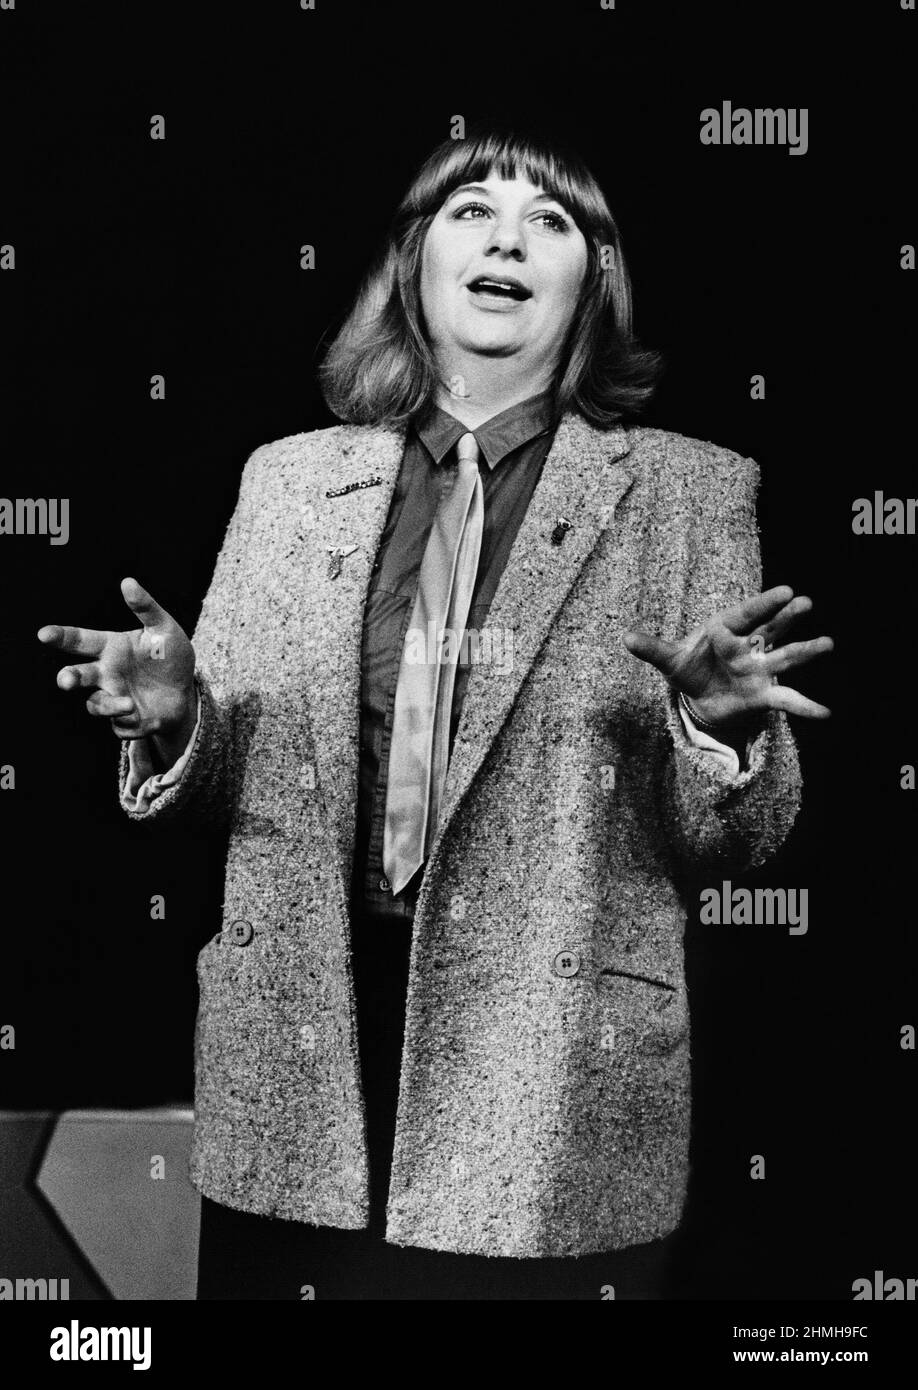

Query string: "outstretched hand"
[623, 585, 833, 729]
[37, 577, 197, 756]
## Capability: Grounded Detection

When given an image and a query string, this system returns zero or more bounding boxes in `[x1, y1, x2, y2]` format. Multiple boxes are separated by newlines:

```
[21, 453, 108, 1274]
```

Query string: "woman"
[37, 128, 831, 1300]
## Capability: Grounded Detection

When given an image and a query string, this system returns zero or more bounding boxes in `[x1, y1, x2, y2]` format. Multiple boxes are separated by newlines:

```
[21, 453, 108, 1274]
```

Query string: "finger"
[56, 661, 104, 692]
[720, 585, 795, 636]
[622, 629, 680, 674]
[37, 624, 106, 659]
[86, 691, 135, 718]
[764, 684, 832, 719]
[764, 635, 834, 676]
[756, 595, 813, 647]
[121, 576, 174, 631]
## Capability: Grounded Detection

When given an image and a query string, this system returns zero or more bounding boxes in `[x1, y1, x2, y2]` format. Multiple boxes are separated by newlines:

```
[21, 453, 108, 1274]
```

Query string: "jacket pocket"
[595, 967, 689, 1057]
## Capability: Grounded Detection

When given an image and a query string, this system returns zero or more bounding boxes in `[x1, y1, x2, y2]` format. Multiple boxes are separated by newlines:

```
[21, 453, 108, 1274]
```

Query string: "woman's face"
[419, 172, 589, 375]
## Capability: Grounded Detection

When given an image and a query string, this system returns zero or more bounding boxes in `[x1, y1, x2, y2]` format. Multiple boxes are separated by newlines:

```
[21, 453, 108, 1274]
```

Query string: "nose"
[483, 213, 526, 261]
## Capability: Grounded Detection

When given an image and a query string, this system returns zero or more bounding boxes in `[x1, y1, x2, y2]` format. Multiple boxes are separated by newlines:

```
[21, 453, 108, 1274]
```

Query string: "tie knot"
[456, 432, 479, 465]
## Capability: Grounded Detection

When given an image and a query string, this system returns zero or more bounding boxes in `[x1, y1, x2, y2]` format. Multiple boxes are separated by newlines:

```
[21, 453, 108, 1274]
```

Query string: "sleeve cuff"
[122, 691, 203, 815]
[676, 693, 755, 779]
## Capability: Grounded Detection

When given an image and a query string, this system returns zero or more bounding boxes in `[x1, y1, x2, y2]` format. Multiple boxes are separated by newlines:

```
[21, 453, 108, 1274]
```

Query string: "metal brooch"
[325, 474, 383, 498]
[326, 543, 360, 579]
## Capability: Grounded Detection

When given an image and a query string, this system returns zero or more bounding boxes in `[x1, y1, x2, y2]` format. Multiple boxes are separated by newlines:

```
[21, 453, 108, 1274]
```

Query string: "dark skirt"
[196, 909, 677, 1300]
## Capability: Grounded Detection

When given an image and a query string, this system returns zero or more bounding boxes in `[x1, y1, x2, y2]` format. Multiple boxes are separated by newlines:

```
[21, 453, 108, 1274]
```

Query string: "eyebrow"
[445, 183, 569, 209]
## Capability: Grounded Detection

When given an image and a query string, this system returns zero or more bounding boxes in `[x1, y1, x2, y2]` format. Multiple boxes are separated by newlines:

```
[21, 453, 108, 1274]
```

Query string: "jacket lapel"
[293, 410, 634, 909]
[296, 421, 407, 890]
[430, 410, 634, 857]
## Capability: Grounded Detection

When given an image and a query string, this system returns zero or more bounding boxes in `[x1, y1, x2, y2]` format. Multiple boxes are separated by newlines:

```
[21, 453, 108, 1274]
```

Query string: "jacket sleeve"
[116, 444, 271, 826]
[660, 447, 803, 873]
[121, 687, 202, 814]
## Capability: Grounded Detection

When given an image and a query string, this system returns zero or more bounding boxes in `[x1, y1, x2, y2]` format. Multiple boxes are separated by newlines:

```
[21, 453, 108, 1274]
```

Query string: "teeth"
[473, 280, 522, 294]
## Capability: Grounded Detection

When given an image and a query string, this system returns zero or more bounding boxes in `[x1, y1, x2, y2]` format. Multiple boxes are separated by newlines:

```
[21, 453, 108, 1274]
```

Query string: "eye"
[451, 201, 493, 220]
[446, 200, 572, 231]
[534, 210, 571, 232]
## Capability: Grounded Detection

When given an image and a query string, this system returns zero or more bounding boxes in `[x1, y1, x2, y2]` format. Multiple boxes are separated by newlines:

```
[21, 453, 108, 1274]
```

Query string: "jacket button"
[553, 950, 580, 977]
[378, 876, 390, 891]
[228, 919, 254, 946]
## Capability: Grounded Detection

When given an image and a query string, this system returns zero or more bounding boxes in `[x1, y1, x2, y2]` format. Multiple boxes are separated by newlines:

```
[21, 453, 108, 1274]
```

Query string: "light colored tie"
[382, 431, 484, 895]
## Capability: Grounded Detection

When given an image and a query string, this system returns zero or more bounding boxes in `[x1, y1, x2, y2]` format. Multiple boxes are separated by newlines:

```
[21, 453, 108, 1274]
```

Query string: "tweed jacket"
[118, 410, 802, 1258]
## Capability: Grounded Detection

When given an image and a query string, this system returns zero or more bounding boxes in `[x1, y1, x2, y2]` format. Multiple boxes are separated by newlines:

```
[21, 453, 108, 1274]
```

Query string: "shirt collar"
[413, 388, 557, 470]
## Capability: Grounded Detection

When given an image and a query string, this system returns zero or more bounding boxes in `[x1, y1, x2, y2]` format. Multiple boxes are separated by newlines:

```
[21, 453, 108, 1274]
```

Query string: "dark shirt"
[351, 389, 559, 922]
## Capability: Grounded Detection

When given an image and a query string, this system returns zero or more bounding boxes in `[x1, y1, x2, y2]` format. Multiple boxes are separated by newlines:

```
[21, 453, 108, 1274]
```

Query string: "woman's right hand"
[37, 577, 197, 766]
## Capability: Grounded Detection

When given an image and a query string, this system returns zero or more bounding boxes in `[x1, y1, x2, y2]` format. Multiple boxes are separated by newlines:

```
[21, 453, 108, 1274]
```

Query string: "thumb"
[120, 576, 173, 630]
[622, 628, 678, 673]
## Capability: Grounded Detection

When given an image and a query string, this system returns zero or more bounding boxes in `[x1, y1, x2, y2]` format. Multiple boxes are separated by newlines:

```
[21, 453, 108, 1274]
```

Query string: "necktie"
[382, 431, 485, 896]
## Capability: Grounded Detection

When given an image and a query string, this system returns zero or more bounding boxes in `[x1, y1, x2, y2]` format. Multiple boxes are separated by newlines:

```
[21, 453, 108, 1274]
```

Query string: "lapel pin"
[325, 474, 383, 498]
[550, 515, 573, 545]
[326, 543, 360, 579]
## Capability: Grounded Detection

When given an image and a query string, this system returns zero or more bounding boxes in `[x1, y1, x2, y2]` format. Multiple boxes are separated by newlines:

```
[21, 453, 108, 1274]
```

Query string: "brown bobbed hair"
[319, 126, 663, 428]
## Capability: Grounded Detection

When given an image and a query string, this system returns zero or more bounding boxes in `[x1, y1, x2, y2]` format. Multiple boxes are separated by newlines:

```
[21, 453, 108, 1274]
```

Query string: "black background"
[1, 0, 914, 1298]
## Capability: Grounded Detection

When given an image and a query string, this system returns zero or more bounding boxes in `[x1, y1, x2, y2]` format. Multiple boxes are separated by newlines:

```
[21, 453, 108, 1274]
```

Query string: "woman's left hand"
[623, 584, 833, 729]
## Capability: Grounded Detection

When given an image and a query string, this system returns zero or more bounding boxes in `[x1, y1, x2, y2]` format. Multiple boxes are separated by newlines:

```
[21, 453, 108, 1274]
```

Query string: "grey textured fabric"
[117, 410, 802, 1257]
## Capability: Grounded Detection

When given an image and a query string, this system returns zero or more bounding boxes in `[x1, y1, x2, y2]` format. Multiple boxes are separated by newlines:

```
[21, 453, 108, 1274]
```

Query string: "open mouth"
[466, 276, 532, 302]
